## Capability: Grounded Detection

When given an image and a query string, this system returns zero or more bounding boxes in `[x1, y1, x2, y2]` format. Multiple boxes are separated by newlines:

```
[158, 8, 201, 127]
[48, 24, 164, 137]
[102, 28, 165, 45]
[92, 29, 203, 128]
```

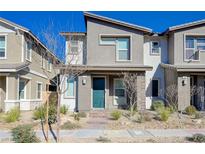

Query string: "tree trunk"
[56, 91, 61, 142]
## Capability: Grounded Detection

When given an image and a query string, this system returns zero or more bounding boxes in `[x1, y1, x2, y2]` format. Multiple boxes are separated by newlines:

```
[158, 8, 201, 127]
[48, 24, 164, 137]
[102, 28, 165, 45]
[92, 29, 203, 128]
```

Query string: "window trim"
[151, 79, 160, 98]
[99, 34, 132, 62]
[150, 41, 160, 56]
[41, 52, 46, 69]
[36, 81, 43, 100]
[25, 40, 32, 62]
[0, 34, 7, 60]
[113, 78, 127, 106]
[184, 34, 203, 62]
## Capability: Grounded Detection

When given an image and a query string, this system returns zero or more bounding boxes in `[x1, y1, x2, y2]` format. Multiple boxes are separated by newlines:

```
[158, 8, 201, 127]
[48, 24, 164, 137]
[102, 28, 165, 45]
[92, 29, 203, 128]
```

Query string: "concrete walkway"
[1, 129, 205, 142]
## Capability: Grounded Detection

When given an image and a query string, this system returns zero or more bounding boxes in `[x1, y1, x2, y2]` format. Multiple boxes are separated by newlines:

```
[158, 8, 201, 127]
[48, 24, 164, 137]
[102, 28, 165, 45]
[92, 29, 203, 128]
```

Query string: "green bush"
[187, 134, 205, 143]
[159, 109, 170, 122]
[11, 124, 40, 143]
[185, 105, 197, 115]
[61, 121, 81, 129]
[166, 105, 176, 114]
[33, 106, 46, 120]
[5, 107, 20, 123]
[60, 105, 68, 115]
[33, 104, 57, 124]
[151, 100, 165, 111]
[111, 110, 122, 120]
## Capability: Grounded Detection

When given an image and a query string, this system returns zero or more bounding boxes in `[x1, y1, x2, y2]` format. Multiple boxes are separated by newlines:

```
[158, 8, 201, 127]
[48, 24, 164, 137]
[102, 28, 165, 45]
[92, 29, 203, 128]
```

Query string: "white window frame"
[151, 79, 160, 98]
[25, 41, 32, 62]
[150, 41, 160, 55]
[0, 34, 7, 59]
[19, 79, 27, 100]
[113, 78, 127, 106]
[184, 35, 203, 62]
[99, 34, 132, 62]
[47, 57, 52, 72]
[69, 40, 79, 55]
[64, 78, 75, 98]
[36, 82, 42, 100]
[41, 53, 46, 69]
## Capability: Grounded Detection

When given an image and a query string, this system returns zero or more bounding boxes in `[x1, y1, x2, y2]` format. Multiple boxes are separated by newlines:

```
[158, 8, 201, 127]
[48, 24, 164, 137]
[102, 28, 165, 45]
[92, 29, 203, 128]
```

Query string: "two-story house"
[162, 20, 205, 111]
[0, 18, 60, 112]
[60, 12, 160, 111]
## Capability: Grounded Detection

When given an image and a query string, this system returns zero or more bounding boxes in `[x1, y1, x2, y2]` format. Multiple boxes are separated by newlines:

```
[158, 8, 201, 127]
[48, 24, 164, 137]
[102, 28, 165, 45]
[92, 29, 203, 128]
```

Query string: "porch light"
[182, 76, 187, 86]
[82, 78, 86, 85]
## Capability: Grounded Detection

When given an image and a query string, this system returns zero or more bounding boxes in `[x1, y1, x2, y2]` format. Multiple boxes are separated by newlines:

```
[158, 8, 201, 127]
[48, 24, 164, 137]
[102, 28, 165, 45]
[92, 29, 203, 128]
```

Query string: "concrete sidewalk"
[1, 129, 205, 142]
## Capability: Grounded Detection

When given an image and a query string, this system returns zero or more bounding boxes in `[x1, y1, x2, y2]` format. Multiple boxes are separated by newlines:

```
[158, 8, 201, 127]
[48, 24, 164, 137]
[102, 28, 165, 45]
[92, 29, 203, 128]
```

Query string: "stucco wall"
[86, 18, 144, 66]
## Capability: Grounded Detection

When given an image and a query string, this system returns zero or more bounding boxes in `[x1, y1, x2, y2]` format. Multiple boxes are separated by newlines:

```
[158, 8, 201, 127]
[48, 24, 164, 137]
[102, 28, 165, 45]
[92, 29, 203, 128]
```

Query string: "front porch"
[77, 71, 146, 112]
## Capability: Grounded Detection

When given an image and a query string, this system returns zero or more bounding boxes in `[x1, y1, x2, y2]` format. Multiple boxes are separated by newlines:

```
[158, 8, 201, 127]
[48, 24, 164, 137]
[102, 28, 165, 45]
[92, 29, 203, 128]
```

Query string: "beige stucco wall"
[0, 32, 23, 64]
[172, 24, 205, 65]
[86, 18, 144, 66]
[168, 33, 175, 64]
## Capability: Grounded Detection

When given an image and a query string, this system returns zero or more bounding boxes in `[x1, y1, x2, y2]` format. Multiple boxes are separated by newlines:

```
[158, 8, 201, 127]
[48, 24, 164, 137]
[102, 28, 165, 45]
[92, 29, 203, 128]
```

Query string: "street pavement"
[1, 129, 205, 142]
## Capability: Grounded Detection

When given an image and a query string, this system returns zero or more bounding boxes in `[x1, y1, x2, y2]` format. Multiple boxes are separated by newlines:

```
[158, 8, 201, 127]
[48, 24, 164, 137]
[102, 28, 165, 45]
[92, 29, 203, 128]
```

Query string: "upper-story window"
[26, 41, 32, 61]
[47, 57, 52, 72]
[0, 36, 6, 59]
[69, 40, 78, 54]
[185, 36, 205, 61]
[151, 41, 160, 55]
[100, 36, 130, 61]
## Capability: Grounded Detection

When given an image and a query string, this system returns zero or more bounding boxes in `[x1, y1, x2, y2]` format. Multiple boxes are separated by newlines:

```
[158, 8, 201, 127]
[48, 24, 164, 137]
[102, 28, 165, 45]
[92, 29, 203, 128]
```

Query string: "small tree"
[122, 72, 138, 117]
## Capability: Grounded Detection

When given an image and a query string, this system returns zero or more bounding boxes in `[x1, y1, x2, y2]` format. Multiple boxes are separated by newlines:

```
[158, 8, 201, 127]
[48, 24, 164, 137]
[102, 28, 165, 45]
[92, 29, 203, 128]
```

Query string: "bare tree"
[29, 21, 86, 142]
[122, 72, 138, 117]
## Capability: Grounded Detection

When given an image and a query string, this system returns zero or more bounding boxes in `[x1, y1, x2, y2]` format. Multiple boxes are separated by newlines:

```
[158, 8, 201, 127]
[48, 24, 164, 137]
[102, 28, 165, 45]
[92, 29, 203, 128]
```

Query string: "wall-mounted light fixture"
[82, 78, 86, 85]
[182, 76, 187, 86]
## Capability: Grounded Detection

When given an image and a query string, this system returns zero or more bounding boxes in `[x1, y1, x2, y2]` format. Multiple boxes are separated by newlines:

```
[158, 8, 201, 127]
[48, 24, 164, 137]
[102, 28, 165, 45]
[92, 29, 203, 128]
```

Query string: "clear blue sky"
[1, 11, 205, 60]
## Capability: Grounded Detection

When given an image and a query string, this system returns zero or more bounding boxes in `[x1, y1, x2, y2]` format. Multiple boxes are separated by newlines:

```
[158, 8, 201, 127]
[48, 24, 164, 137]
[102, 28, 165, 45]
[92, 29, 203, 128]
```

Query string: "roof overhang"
[0, 62, 29, 73]
[58, 65, 153, 72]
[60, 32, 86, 36]
[161, 63, 205, 72]
[84, 12, 153, 34]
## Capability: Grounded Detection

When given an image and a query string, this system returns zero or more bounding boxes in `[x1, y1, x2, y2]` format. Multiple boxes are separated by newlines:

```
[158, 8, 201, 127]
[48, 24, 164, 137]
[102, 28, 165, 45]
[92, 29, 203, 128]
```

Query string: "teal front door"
[93, 78, 105, 108]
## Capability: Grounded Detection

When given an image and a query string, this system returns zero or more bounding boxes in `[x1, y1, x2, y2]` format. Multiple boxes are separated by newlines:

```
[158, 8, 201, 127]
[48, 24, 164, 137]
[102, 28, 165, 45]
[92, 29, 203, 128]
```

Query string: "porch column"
[177, 73, 190, 111]
[77, 74, 91, 111]
[137, 72, 146, 110]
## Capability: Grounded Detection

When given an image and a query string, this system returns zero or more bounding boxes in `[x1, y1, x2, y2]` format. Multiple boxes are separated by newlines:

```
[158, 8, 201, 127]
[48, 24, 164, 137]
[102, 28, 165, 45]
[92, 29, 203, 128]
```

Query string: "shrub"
[166, 105, 176, 114]
[33, 106, 46, 120]
[185, 105, 197, 115]
[151, 100, 165, 111]
[187, 134, 205, 143]
[78, 112, 87, 118]
[5, 107, 20, 123]
[60, 105, 68, 115]
[61, 121, 81, 129]
[159, 109, 170, 122]
[33, 104, 57, 124]
[11, 124, 40, 143]
[110, 110, 122, 120]
[74, 113, 80, 121]
[96, 136, 111, 143]
[137, 112, 152, 123]
[195, 112, 203, 119]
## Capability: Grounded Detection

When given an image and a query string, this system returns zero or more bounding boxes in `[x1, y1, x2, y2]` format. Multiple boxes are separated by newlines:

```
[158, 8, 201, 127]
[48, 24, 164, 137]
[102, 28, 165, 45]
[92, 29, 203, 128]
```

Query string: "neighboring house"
[161, 20, 205, 111]
[60, 12, 154, 111]
[0, 18, 60, 112]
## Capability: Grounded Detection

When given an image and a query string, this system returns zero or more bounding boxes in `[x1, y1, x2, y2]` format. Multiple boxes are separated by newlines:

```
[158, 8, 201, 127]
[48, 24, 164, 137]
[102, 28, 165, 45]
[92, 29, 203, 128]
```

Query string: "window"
[66, 78, 74, 97]
[100, 36, 130, 61]
[152, 80, 159, 97]
[26, 41, 32, 61]
[37, 83, 42, 99]
[69, 40, 78, 54]
[117, 38, 130, 61]
[184, 36, 205, 61]
[151, 41, 160, 55]
[0, 36, 6, 58]
[42, 53, 45, 69]
[114, 79, 126, 105]
[19, 80, 26, 100]
[47, 58, 52, 71]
